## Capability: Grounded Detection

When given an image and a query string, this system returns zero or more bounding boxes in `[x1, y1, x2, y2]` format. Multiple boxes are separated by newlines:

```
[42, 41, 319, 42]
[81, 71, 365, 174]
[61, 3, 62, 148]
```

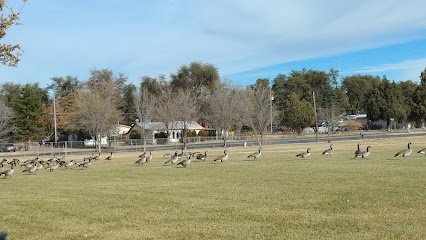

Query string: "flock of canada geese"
[0, 142, 425, 179]
[296, 142, 423, 159]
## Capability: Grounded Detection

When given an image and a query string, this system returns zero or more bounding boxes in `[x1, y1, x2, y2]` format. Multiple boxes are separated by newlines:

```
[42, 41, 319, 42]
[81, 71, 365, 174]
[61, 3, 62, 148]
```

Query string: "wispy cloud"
[345, 58, 426, 81]
[2, 0, 426, 85]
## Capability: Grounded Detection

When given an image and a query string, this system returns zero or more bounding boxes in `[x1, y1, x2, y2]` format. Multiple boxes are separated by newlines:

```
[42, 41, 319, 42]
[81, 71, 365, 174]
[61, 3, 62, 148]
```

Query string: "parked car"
[1, 143, 16, 152]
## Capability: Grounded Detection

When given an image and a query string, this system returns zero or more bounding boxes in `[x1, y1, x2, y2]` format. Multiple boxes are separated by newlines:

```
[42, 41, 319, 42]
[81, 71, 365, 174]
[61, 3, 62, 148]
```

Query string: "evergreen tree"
[366, 77, 408, 126]
[121, 83, 137, 125]
[283, 93, 314, 132]
[411, 68, 426, 124]
[12, 84, 46, 141]
[399, 80, 417, 120]
[342, 74, 380, 114]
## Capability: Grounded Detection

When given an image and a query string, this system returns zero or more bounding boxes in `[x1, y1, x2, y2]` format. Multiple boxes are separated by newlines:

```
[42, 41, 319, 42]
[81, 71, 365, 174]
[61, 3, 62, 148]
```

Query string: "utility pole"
[270, 89, 274, 145]
[313, 92, 319, 142]
[53, 95, 57, 144]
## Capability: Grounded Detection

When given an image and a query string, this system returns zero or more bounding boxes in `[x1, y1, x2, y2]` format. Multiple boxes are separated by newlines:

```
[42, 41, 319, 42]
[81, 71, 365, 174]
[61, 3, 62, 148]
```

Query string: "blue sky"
[2, 0, 426, 87]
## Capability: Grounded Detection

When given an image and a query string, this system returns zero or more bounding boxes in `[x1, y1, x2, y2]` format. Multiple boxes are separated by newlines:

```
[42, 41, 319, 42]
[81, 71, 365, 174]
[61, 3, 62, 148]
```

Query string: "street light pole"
[53, 95, 57, 144]
[313, 91, 319, 142]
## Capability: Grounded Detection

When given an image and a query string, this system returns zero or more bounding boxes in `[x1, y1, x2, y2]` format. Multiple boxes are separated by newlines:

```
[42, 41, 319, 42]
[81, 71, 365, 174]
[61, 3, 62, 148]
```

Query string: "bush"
[344, 120, 364, 131]
[187, 130, 197, 137]
[157, 132, 168, 138]
[129, 130, 140, 139]
[198, 129, 208, 137]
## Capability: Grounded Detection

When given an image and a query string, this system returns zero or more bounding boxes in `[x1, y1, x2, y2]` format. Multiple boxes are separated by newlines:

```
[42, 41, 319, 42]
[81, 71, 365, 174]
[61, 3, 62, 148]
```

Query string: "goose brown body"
[296, 148, 310, 159]
[395, 142, 412, 158]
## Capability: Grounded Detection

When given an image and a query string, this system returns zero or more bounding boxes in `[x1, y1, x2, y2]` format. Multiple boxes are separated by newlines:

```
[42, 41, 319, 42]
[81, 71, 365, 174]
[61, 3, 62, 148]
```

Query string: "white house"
[131, 121, 205, 143]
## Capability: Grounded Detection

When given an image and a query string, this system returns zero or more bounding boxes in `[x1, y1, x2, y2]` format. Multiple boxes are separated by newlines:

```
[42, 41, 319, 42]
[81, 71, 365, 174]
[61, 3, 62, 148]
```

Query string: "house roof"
[135, 121, 204, 131]
[343, 114, 367, 121]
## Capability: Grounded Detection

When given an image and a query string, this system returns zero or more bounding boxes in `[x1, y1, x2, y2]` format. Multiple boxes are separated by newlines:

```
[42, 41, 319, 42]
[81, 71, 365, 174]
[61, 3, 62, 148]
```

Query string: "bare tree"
[86, 68, 126, 106]
[207, 85, 243, 147]
[0, 99, 13, 138]
[247, 87, 271, 146]
[134, 88, 156, 151]
[171, 90, 198, 150]
[154, 88, 175, 143]
[73, 91, 120, 153]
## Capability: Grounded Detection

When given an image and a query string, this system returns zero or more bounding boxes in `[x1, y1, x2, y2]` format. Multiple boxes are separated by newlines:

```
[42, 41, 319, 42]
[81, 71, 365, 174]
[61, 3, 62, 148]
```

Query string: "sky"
[2, 0, 426, 88]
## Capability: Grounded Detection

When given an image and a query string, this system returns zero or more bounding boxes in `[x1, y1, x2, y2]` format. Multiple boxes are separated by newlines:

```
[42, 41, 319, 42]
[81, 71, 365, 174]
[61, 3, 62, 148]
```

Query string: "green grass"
[1, 137, 426, 239]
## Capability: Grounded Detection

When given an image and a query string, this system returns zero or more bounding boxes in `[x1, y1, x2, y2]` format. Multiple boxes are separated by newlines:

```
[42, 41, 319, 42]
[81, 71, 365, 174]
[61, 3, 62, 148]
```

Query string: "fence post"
[65, 141, 68, 155]
[36, 144, 39, 156]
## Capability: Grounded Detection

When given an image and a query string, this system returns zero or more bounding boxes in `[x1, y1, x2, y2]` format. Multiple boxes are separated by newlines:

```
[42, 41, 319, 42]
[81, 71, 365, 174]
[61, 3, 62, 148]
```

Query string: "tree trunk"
[183, 121, 187, 150]
[140, 125, 146, 152]
[327, 124, 331, 143]
[97, 133, 101, 153]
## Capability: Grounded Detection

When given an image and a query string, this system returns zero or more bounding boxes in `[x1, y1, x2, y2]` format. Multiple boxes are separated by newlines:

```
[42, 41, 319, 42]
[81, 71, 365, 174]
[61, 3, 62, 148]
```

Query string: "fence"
[2, 129, 425, 158]
[3, 135, 252, 157]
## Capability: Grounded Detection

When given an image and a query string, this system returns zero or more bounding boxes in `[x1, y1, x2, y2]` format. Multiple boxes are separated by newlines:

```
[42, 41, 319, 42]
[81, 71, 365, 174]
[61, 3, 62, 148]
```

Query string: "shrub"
[344, 120, 364, 131]
[187, 130, 197, 137]
[198, 129, 208, 137]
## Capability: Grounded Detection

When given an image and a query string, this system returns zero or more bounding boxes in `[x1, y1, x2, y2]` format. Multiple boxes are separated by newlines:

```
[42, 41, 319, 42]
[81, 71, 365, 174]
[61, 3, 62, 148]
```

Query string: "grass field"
[1, 136, 426, 239]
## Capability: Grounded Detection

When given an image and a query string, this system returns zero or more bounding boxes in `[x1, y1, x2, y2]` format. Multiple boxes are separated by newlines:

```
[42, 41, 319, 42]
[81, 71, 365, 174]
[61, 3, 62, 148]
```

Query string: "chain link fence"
[2, 135, 252, 157]
[2, 130, 425, 158]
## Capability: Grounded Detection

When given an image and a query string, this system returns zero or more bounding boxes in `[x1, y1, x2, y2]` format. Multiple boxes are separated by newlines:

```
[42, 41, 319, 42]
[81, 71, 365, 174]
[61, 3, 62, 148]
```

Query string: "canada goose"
[164, 152, 179, 165]
[177, 154, 192, 168]
[105, 152, 114, 161]
[146, 151, 153, 163]
[357, 146, 371, 159]
[46, 154, 57, 164]
[191, 151, 201, 156]
[59, 159, 67, 167]
[80, 158, 92, 169]
[1, 159, 8, 165]
[36, 162, 43, 171]
[163, 153, 172, 158]
[92, 152, 101, 161]
[63, 160, 75, 169]
[45, 163, 59, 172]
[322, 144, 334, 157]
[214, 150, 228, 162]
[23, 158, 35, 164]
[247, 148, 262, 160]
[296, 148, 310, 159]
[134, 155, 147, 165]
[13, 158, 21, 162]
[177, 150, 185, 159]
[138, 152, 146, 159]
[417, 148, 426, 156]
[9, 158, 20, 167]
[394, 142, 412, 158]
[0, 163, 4, 171]
[0, 165, 14, 178]
[22, 164, 37, 174]
[21, 162, 35, 169]
[75, 158, 88, 167]
[354, 144, 361, 158]
[196, 151, 208, 161]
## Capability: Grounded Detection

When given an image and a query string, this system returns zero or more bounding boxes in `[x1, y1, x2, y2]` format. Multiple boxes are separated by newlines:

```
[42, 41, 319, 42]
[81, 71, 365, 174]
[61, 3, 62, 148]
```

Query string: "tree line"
[1, 62, 426, 150]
